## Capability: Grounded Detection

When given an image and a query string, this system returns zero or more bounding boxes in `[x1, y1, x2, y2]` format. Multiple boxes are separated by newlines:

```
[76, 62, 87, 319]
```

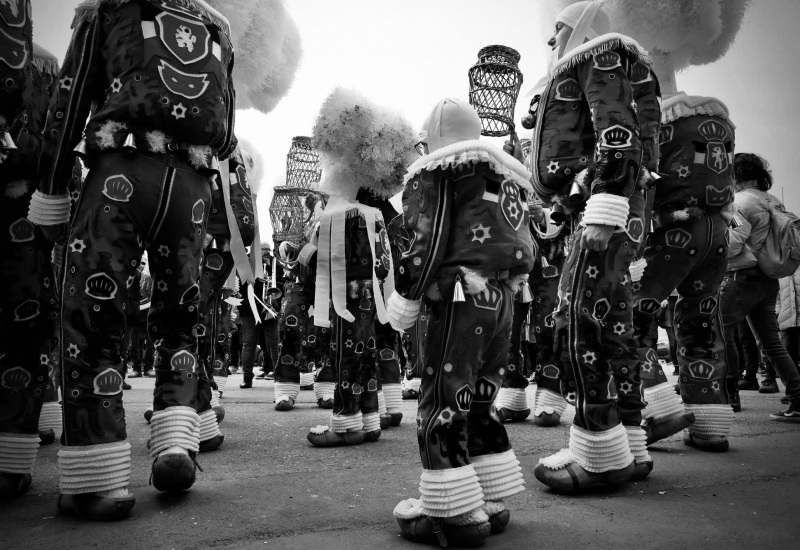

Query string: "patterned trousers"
[0, 188, 55, 437]
[553, 198, 646, 432]
[329, 279, 380, 433]
[418, 279, 515, 470]
[631, 215, 729, 405]
[60, 151, 210, 447]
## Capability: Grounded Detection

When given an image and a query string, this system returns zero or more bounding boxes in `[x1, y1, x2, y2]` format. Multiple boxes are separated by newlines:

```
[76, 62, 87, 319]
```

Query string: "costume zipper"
[568, 247, 589, 427]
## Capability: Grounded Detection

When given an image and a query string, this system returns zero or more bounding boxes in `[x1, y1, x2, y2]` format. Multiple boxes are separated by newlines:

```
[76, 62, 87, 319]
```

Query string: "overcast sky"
[33, 0, 800, 242]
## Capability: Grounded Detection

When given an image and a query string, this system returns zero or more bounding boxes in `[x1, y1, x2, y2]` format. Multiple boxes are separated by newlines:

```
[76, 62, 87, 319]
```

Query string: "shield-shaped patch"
[156, 12, 210, 65]
[0, 0, 27, 27]
[499, 180, 524, 231]
[0, 28, 27, 69]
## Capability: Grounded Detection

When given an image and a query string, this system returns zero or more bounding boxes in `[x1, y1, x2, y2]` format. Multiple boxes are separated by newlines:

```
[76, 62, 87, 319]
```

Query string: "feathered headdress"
[600, 0, 751, 93]
[312, 87, 417, 201]
[205, 0, 302, 114]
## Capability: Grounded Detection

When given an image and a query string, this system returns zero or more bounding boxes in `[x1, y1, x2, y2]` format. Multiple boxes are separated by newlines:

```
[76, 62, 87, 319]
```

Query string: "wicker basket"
[269, 187, 307, 244]
[285, 136, 321, 189]
[468, 45, 523, 137]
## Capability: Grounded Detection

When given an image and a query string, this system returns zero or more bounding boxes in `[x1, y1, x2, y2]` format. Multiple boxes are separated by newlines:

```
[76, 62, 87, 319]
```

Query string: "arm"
[576, 50, 642, 231]
[217, 51, 237, 160]
[387, 170, 453, 329]
[734, 191, 770, 255]
[30, 6, 103, 226]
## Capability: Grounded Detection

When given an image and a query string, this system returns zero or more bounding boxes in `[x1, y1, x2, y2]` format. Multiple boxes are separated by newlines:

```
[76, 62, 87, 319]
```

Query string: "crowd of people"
[1, 0, 798, 548]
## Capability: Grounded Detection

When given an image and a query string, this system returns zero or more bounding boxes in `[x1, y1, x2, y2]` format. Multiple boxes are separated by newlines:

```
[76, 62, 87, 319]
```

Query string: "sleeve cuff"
[629, 258, 648, 282]
[386, 292, 421, 331]
[297, 243, 317, 266]
[580, 193, 630, 229]
[27, 191, 71, 226]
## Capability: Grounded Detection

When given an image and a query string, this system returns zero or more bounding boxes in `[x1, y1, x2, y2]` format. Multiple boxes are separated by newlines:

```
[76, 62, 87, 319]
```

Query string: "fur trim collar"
[3, 180, 31, 199]
[75, 0, 230, 36]
[661, 93, 733, 127]
[551, 33, 650, 78]
[405, 140, 533, 193]
[32, 43, 59, 76]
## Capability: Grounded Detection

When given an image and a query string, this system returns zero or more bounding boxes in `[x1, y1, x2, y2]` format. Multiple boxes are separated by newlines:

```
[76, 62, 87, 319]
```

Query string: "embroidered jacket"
[386, 141, 535, 329]
[652, 94, 735, 227]
[298, 198, 392, 328]
[530, 33, 648, 230]
[0, 0, 32, 126]
[33, 0, 236, 217]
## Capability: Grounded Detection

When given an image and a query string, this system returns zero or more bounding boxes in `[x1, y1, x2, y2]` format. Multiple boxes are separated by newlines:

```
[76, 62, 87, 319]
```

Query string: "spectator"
[720, 153, 800, 421]
[776, 266, 800, 380]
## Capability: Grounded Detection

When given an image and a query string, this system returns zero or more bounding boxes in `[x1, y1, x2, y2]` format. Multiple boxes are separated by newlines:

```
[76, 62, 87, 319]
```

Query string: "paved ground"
[2, 371, 799, 550]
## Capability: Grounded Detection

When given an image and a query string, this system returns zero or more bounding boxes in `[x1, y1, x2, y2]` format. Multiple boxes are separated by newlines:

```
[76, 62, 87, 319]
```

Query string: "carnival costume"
[389, 98, 533, 547]
[0, 1, 56, 498]
[530, 1, 655, 492]
[28, 0, 236, 519]
[631, 94, 735, 451]
[302, 88, 415, 448]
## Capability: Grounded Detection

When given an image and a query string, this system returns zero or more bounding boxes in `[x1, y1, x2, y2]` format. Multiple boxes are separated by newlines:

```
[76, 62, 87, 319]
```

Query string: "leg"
[145, 155, 211, 491]
[376, 320, 403, 426]
[536, 224, 639, 491]
[308, 279, 375, 445]
[673, 216, 732, 451]
[495, 298, 531, 423]
[746, 282, 800, 415]
[0, 191, 55, 498]
[400, 281, 518, 541]
[239, 315, 258, 386]
[530, 250, 569, 426]
[274, 282, 305, 410]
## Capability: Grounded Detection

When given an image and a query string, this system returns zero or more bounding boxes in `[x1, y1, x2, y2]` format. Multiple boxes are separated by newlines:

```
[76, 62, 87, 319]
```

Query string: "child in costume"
[0, 1, 55, 497]
[388, 98, 534, 548]
[300, 87, 415, 447]
[28, 0, 236, 519]
[529, 1, 655, 492]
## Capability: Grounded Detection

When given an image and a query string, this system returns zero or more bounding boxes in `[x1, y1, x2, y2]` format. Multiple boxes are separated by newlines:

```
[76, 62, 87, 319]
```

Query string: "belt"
[493, 269, 510, 281]
[726, 267, 768, 282]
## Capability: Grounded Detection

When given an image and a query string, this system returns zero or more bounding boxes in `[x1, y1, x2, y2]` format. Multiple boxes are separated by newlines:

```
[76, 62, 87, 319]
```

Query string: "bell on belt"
[550, 203, 566, 224]
[518, 281, 533, 303]
[567, 179, 588, 207]
[0, 131, 17, 151]
[453, 274, 466, 302]
[122, 132, 137, 152]
[73, 138, 88, 157]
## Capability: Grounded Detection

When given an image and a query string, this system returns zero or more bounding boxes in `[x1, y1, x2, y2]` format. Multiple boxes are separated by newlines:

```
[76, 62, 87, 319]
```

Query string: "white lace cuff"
[28, 191, 71, 226]
[580, 193, 630, 229]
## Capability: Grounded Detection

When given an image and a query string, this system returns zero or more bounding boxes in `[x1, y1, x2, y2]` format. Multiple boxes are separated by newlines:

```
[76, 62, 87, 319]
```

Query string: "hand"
[502, 131, 524, 163]
[580, 223, 615, 251]
[529, 201, 545, 224]
[41, 223, 67, 243]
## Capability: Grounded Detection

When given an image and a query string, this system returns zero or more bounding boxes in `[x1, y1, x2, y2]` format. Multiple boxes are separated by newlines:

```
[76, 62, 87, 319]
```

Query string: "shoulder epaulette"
[661, 94, 734, 128]
[551, 33, 651, 78]
[73, 0, 230, 37]
[32, 42, 60, 77]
